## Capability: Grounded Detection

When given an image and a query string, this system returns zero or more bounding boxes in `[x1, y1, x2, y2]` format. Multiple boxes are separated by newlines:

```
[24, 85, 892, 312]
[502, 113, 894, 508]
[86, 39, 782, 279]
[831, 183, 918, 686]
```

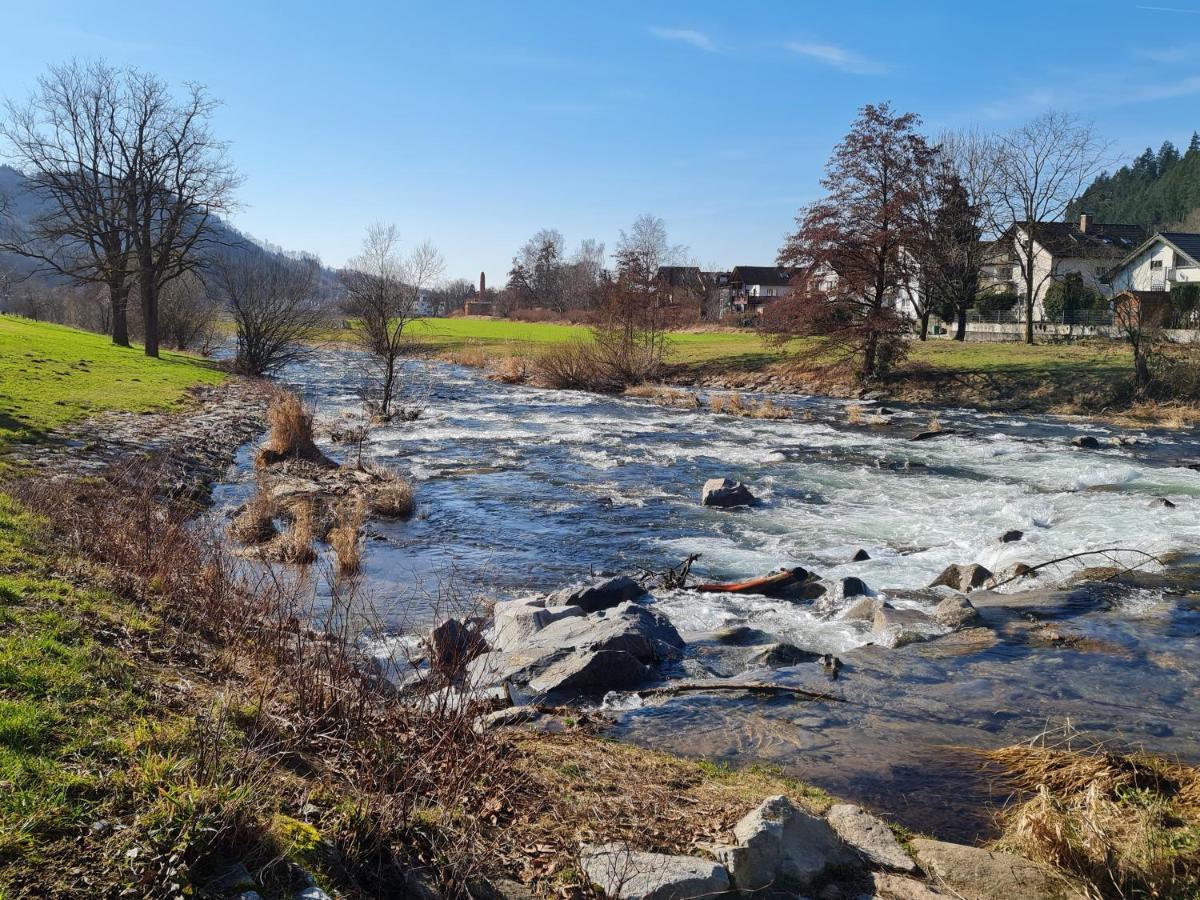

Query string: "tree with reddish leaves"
[770, 103, 937, 380]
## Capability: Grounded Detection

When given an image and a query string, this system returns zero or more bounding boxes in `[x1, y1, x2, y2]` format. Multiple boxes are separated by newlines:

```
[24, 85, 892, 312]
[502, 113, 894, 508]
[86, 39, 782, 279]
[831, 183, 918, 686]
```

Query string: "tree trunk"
[110, 279, 130, 347]
[919, 310, 930, 341]
[140, 279, 159, 358]
[955, 307, 967, 341]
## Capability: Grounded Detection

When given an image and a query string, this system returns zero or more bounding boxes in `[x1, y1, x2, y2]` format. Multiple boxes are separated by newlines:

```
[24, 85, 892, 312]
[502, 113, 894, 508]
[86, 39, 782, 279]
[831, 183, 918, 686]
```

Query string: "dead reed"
[328, 501, 364, 575]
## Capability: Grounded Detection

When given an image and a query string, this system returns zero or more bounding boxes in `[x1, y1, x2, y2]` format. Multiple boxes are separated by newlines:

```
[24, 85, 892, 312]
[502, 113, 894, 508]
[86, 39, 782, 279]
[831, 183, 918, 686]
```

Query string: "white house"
[992, 215, 1146, 318]
[1106, 232, 1200, 294]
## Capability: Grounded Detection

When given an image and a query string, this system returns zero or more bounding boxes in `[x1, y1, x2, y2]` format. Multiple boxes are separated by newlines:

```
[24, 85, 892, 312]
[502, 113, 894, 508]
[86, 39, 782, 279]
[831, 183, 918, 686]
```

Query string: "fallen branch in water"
[636, 680, 845, 704]
[636, 553, 701, 590]
[988, 547, 1165, 590]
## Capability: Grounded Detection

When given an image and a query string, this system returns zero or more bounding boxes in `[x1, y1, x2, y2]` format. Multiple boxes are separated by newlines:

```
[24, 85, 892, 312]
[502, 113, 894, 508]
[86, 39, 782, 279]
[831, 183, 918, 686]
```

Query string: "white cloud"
[784, 41, 887, 76]
[1136, 5, 1200, 13]
[648, 27, 716, 52]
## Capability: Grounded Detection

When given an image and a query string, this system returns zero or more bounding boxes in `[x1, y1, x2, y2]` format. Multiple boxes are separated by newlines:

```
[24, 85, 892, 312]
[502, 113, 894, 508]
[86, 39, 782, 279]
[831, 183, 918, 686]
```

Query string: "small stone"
[296, 888, 332, 900]
[1150, 497, 1177, 508]
[1071, 435, 1101, 449]
[999, 529, 1024, 543]
[873, 606, 935, 649]
[744, 642, 819, 668]
[825, 804, 915, 872]
[581, 842, 730, 900]
[851, 548, 871, 562]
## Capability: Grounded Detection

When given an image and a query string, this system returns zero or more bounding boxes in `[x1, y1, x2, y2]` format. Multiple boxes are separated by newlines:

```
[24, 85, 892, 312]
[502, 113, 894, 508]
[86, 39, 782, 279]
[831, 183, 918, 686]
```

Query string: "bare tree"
[207, 253, 326, 376]
[341, 224, 444, 418]
[118, 70, 240, 357]
[992, 112, 1109, 344]
[430, 277, 475, 316]
[0, 61, 135, 345]
[564, 238, 606, 310]
[507, 228, 566, 312]
[158, 270, 221, 350]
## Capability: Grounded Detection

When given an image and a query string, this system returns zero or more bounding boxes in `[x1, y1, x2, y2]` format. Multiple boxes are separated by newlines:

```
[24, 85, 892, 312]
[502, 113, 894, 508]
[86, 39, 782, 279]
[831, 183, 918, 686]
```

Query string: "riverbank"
[2, 320, 1197, 898]
[393, 316, 1200, 427]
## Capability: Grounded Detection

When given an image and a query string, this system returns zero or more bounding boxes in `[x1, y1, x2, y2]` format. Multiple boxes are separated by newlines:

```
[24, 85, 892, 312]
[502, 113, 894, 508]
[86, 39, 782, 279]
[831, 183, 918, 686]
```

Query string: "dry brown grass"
[709, 392, 792, 420]
[277, 501, 317, 564]
[623, 384, 701, 409]
[257, 390, 330, 466]
[442, 344, 490, 369]
[846, 403, 864, 425]
[328, 501, 364, 575]
[369, 477, 415, 519]
[228, 488, 276, 545]
[985, 729, 1200, 899]
[488, 356, 533, 384]
[926, 413, 943, 433]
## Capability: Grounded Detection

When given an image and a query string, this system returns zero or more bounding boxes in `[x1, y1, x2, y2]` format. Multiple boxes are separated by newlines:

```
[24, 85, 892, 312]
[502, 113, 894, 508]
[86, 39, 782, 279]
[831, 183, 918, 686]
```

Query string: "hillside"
[1068, 134, 1200, 229]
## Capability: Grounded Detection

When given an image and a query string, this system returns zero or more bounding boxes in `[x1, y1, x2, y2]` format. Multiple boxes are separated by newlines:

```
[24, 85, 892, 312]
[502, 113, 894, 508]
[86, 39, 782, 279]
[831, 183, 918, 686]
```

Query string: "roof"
[1107, 230, 1200, 278]
[730, 265, 795, 287]
[656, 266, 704, 288]
[1013, 221, 1148, 260]
[1158, 232, 1200, 266]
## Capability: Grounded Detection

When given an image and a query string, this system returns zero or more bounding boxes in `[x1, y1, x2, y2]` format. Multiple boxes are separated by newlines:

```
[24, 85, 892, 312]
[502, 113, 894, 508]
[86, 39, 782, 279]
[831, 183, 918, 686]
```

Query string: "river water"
[214, 350, 1200, 841]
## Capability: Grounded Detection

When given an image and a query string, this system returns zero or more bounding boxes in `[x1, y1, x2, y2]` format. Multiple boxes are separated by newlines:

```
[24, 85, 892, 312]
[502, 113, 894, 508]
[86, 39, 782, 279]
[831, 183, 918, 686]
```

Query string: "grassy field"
[0, 317, 224, 450]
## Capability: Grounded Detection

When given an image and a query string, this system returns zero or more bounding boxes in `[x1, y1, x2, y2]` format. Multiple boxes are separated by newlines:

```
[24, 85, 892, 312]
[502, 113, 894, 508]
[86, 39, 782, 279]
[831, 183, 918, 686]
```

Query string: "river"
[213, 349, 1200, 842]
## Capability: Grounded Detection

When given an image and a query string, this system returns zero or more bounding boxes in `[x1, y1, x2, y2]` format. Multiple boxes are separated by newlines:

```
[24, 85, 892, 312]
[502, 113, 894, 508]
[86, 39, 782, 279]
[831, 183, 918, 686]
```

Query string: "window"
[1150, 260, 1163, 270]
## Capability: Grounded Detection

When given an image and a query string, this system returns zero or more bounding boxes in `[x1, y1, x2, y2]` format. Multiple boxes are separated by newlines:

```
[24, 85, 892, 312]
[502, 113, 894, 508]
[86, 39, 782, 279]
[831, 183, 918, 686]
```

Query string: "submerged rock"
[825, 803, 915, 872]
[929, 563, 993, 592]
[1150, 497, 1177, 509]
[873, 605, 936, 648]
[910, 838, 1086, 900]
[841, 576, 871, 598]
[1071, 435, 1101, 449]
[999, 529, 1024, 543]
[581, 842, 730, 900]
[715, 795, 857, 891]
[744, 642, 819, 669]
[931, 594, 981, 630]
[701, 477, 756, 508]
[842, 596, 883, 623]
[852, 548, 872, 562]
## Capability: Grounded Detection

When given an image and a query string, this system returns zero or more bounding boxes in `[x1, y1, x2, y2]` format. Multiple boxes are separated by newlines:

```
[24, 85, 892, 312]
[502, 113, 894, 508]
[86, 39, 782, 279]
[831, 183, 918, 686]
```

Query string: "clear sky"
[2, 1, 1196, 282]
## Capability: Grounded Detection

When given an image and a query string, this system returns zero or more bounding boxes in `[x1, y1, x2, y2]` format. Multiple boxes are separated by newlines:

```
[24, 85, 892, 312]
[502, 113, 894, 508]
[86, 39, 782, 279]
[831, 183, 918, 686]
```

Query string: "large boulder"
[929, 563, 993, 592]
[841, 576, 871, 598]
[701, 477, 756, 508]
[527, 649, 653, 697]
[468, 601, 683, 700]
[547, 575, 648, 613]
[910, 838, 1086, 900]
[581, 842, 730, 900]
[825, 804, 915, 873]
[843, 596, 884, 623]
[427, 618, 487, 674]
[715, 795, 857, 891]
[491, 598, 584, 652]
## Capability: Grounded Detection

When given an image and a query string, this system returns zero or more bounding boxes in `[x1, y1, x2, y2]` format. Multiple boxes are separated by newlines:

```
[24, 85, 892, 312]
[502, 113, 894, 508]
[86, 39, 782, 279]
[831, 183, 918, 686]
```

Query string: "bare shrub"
[623, 384, 700, 409]
[328, 501, 364, 575]
[277, 501, 317, 565]
[533, 340, 622, 392]
[442, 345, 490, 369]
[369, 477, 415, 519]
[709, 392, 791, 420]
[846, 403, 864, 425]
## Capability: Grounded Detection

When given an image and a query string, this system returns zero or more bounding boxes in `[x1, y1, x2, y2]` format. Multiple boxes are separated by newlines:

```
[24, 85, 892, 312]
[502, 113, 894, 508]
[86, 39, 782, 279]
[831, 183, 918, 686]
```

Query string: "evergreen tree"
[1189, 131, 1200, 155]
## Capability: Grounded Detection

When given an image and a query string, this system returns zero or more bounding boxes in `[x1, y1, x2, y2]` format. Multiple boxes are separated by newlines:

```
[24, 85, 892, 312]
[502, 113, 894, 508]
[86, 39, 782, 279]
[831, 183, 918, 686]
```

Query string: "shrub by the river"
[257, 390, 328, 466]
[328, 501, 364, 575]
[369, 475, 415, 519]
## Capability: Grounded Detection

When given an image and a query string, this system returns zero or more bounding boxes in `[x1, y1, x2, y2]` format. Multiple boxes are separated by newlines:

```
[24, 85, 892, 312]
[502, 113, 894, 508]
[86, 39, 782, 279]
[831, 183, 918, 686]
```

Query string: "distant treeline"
[1068, 133, 1200, 229]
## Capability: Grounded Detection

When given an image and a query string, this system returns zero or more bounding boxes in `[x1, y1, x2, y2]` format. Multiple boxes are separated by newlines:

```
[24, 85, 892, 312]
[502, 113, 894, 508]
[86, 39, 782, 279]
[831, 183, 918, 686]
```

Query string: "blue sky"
[2, 1, 1197, 282]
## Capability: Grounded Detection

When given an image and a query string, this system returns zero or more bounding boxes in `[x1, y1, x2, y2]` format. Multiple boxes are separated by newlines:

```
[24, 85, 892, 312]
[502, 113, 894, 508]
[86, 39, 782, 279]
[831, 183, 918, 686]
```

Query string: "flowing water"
[214, 350, 1200, 841]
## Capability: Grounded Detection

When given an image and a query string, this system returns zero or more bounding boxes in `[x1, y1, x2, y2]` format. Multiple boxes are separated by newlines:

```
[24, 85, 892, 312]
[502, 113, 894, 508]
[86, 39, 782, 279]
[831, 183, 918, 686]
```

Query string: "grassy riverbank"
[0, 316, 224, 452]
[395, 317, 1199, 424]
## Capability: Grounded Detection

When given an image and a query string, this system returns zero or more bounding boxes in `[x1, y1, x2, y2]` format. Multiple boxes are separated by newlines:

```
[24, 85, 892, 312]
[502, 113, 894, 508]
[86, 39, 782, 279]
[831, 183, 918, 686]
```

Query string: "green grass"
[0, 317, 225, 450]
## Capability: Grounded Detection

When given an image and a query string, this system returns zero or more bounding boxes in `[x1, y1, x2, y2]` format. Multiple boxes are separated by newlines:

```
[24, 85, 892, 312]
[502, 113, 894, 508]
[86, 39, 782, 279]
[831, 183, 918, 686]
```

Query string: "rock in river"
[1071, 435, 1101, 449]
[929, 562, 993, 592]
[910, 838, 1086, 900]
[825, 803, 916, 872]
[546, 575, 648, 613]
[701, 477, 756, 508]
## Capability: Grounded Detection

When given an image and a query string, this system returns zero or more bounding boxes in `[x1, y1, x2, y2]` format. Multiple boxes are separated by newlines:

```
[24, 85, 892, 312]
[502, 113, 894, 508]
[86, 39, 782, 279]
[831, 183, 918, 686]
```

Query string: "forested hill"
[1067, 134, 1200, 230]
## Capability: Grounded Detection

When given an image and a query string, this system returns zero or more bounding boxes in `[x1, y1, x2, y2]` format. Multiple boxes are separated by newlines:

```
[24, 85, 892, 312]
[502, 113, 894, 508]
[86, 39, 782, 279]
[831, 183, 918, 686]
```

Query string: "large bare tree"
[118, 70, 239, 357]
[0, 61, 135, 345]
[992, 112, 1108, 344]
[207, 253, 326, 376]
[341, 224, 444, 418]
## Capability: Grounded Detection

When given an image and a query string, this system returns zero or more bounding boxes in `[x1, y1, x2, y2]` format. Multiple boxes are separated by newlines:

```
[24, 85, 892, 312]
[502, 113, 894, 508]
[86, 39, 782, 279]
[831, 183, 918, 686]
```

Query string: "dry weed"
[228, 488, 276, 545]
[278, 501, 317, 564]
[328, 501, 365, 575]
[369, 477, 415, 519]
[257, 390, 330, 466]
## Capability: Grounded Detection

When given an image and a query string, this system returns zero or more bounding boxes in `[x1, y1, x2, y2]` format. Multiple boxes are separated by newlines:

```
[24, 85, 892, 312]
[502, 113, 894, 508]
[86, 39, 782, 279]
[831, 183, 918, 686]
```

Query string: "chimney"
[480, 271, 486, 295]
[1079, 213, 1090, 234]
